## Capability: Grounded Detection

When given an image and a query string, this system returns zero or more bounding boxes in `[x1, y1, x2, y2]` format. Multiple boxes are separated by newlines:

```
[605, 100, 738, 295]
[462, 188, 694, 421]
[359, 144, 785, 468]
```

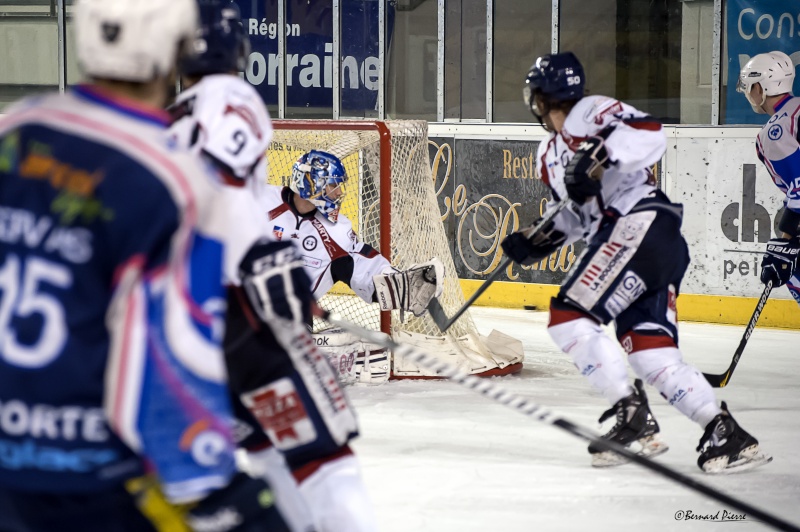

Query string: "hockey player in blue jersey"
[0, 0, 290, 530]
[501, 52, 768, 473]
[737, 51, 800, 306]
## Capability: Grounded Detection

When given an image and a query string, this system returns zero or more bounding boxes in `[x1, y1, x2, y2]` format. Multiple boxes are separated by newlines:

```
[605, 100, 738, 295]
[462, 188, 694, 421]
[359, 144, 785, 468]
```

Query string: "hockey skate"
[696, 402, 772, 474]
[589, 379, 669, 467]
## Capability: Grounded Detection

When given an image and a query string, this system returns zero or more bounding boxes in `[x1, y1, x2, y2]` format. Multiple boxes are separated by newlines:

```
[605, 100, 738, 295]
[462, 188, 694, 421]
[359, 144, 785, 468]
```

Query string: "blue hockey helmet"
[523, 52, 585, 121]
[290, 151, 348, 223]
[179, 0, 250, 77]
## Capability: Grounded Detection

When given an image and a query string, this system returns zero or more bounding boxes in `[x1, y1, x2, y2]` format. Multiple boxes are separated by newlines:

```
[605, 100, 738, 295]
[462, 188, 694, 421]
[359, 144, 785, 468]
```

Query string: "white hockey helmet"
[75, 0, 199, 83]
[737, 51, 795, 113]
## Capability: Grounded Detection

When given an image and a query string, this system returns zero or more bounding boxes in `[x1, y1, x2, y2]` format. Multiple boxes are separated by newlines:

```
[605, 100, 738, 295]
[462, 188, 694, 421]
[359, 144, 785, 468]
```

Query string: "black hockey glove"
[240, 239, 314, 327]
[187, 472, 290, 532]
[564, 136, 609, 205]
[501, 219, 567, 266]
[760, 237, 800, 287]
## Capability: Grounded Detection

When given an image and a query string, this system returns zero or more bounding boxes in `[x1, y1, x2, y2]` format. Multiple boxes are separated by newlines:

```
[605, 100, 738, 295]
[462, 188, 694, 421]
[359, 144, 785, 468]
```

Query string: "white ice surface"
[347, 307, 800, 532]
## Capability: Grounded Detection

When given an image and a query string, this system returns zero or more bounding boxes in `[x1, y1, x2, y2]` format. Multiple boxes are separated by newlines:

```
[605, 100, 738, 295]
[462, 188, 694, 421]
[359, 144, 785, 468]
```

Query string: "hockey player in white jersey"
[501, 52, 767, 473]
[169, 2, 378, 530]
[258, 151, 444, 384]
[737, 51, 800, 306]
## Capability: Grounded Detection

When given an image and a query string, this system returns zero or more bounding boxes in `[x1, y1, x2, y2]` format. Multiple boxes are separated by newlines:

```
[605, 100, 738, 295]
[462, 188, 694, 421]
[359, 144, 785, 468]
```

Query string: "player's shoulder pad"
[759, 97, 800, 158]
[564, 95, 646, 138]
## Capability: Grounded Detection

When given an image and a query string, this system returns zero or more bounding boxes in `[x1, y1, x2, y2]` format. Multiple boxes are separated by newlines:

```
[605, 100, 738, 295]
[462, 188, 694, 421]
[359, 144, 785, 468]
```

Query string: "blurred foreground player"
[501, 52, 769, 473]
[0, 0, 288, 530]
[170, 2, 376, 530]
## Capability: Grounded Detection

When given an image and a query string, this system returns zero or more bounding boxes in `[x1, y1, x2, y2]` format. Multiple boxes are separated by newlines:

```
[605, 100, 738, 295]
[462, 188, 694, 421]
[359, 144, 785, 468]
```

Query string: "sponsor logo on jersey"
[178, 419, 230, 468]
[303, 256, 322, 269]
[18, 147, 114, 225]
[309, 218, 348, 259]
[302, 236, 317, 251]
[245, 378, 316, 447]
[0, 207, 94, 263]
[768, 124, 783, 140]
[273, 225, 284, 240]
[0, 438, 120, 472]
[604, 271, 647, 317]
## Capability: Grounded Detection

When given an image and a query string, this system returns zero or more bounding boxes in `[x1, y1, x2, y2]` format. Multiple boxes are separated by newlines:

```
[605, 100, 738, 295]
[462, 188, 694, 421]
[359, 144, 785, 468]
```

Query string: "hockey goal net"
[267, 119, 522, 378]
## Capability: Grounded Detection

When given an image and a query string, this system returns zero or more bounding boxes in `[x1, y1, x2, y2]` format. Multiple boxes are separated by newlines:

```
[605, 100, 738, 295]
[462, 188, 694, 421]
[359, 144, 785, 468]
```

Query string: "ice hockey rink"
[348, 307, 800, 532]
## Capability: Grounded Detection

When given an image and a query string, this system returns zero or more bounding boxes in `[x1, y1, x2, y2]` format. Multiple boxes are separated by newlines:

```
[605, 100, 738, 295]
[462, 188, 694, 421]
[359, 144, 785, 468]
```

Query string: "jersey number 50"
[0, 254, 71, 368]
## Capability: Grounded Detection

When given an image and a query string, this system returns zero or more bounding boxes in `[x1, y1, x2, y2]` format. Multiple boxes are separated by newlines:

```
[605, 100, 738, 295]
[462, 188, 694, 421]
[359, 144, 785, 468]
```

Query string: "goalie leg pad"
[313, 329, 391, 385]
[373, 257, 444, 318]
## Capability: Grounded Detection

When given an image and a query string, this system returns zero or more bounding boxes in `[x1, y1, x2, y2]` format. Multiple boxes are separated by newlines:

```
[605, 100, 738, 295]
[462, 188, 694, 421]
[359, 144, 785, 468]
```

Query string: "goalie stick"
[427, 199, 571, 333]
[321, 311, 800, 532]
[702, 280, 772, 388]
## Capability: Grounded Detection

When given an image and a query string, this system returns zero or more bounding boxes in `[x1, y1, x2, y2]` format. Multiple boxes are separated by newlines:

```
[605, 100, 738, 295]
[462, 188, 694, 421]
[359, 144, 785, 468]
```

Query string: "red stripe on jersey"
[539, 137, 557, 187]
[293, 445, 354, 484]
[268, 203, 291, 220]
[623, 120, 662, 131]
[548, 305, 589, 327]
[620, 331, 676, 354]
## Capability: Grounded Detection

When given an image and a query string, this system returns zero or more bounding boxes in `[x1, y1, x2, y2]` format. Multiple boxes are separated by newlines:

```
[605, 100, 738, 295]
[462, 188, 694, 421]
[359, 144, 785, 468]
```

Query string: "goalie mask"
[290, 150, 348, 223]
[737, 51, 795, 114]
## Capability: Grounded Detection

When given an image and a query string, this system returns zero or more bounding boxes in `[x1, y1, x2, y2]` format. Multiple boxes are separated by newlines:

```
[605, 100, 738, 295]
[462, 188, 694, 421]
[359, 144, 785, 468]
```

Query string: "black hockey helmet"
[179, 0, 250, 77]
[523, 52, 585, 120]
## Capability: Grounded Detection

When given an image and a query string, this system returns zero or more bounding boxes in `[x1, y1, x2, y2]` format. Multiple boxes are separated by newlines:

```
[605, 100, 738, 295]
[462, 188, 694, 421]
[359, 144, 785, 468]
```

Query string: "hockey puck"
[523, 305, 538, 311]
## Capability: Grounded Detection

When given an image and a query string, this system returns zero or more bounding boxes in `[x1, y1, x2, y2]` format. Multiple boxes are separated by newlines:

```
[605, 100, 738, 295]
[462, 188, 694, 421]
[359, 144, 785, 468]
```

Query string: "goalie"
[255, 150, 444, 384]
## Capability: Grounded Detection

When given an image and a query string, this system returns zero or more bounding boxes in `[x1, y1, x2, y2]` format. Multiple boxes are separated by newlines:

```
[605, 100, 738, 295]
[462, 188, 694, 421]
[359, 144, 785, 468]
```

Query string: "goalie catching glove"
[373, 258, 444, 320]
[239, 239, 314, 327]
[501, 218, 567, 266]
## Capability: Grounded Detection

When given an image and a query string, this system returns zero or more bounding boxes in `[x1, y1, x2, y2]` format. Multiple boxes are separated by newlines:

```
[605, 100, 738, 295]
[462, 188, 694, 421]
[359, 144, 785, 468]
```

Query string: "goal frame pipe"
[272, 120, 393, 335]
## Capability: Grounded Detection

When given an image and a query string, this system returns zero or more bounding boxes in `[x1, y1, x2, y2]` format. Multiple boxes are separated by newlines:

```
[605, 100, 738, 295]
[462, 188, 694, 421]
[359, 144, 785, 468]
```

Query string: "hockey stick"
[322, 311, 800, 532]
[427, 199, 571, 333]
[702, 280, 772, 388]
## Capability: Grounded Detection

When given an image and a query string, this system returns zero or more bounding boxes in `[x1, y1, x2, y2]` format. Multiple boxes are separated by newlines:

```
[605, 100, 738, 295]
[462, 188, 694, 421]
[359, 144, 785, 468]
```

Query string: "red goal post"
[267, 119, 523, 378]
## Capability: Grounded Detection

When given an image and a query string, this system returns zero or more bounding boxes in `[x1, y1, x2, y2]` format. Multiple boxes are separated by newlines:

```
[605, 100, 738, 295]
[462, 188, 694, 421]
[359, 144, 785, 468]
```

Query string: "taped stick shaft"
[703, 280, 772, 388]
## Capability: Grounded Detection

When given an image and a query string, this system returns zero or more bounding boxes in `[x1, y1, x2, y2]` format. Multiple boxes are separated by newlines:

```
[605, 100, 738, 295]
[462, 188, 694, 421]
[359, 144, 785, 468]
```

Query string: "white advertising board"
[663, 127, 790, 300]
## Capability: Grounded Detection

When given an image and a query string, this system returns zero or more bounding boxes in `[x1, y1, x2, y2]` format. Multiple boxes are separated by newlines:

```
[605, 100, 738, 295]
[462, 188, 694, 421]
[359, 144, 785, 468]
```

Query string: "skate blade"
[591, 435, 669, 468]
[703, 451, 773, 475]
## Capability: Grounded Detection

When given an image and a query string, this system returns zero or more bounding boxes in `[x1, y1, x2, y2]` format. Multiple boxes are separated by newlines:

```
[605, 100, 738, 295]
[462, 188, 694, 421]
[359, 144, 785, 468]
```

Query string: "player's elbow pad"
[778, 208, 800, 237]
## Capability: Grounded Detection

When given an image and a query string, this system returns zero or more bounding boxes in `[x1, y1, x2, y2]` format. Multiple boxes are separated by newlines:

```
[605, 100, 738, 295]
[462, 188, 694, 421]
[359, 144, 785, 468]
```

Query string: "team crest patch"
[768, 124, 783, 140]
[303, 236, 317, 251]
[273, 225, 285, 240]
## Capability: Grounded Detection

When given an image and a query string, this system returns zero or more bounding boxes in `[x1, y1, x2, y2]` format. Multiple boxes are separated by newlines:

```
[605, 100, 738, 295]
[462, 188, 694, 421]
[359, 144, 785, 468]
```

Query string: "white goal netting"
[267, 120, 522, 378]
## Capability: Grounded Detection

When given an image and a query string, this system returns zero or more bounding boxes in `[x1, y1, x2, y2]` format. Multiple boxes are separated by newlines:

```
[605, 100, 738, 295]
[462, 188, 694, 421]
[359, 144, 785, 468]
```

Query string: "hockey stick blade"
[426, 199, 571, 333]
[321, 311, 799, 532]
[702, 281, 772, 388]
